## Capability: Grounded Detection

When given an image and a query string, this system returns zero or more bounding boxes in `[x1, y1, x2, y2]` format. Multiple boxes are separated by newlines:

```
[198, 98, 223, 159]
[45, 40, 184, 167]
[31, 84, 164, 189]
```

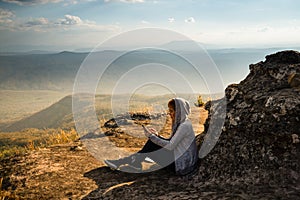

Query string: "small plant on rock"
[194, 95, 205, 107]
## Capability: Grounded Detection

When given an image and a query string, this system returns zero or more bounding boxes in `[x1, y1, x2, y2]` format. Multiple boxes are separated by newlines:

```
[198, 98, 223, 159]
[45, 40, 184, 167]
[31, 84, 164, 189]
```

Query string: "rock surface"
[197, 50, 300, 189]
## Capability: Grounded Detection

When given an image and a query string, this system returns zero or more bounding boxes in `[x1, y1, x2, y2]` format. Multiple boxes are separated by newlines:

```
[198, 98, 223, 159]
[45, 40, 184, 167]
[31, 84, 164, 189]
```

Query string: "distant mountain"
[0, 51, 88, 91]
[4, 95, 73, 132]
[0, 50, 58, 56]
[159, 40, 206, 51]
[1, 47, 300, 93]
[2, 93, 213, 132]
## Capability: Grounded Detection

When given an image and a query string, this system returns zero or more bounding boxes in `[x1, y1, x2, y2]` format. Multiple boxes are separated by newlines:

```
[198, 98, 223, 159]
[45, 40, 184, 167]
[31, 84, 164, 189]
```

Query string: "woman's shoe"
[104, 155, 143, 171]
[127, 155, 142, 170]
[104, 159, 123, 170]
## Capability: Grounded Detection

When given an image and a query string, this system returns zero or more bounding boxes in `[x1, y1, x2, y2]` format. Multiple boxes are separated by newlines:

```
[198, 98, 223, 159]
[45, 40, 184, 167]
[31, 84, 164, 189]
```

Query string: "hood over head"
[172, 97, 191, 133]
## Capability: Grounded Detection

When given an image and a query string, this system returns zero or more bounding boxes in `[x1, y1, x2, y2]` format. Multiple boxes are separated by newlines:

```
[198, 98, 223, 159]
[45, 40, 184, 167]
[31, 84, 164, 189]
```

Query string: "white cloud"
[64, 0, 78, 5]
[257, 27, 271, 33]
[2, 0, 63, 6]
[193, 24, 300, 48]
[120, 0, 144, 2]
[104, 0, 145, 3]
[141, 20, 150, 24]
[0, 8, 15, 27]
[59, 14, 82, 25]
[185, 17, 195, 23]
[168, 17, 175, 23]
[63, 0, 96, 6]
[17, 15, 83, 31]
[25, 17, 49, 26]
[0, 13, 120, 33]
[2, 0, 95, 6]
[0, 8, 15, 19]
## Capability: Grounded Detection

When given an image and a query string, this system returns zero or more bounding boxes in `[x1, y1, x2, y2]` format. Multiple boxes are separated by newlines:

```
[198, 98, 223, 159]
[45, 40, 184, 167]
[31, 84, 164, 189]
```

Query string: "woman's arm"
[149, 123, 188, 150]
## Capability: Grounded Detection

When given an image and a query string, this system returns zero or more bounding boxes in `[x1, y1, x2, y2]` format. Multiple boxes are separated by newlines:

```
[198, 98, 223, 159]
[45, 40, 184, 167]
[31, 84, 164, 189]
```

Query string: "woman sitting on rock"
[104, 97, 198, 176]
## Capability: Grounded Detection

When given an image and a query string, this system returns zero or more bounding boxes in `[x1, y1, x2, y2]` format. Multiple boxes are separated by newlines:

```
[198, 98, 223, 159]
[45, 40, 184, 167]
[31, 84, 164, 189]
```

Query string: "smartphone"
[142, 125, 150, 133]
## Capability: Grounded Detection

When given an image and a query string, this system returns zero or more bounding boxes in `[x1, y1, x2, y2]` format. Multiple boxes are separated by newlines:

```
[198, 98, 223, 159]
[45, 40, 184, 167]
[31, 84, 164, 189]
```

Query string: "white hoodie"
[149, 98, 198, 175]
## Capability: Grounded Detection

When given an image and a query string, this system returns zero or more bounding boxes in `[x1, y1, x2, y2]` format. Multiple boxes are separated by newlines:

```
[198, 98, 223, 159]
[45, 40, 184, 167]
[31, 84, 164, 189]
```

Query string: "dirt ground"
[2, 107, 297, 199]
[2, 141, 295, 200]
[1, 142, 216, 200]
[0, 107, 210, 199]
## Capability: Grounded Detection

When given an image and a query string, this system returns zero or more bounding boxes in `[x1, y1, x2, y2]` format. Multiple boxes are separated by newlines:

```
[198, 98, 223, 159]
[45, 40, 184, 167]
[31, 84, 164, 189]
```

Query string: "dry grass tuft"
[44, 128, 79, 146]
[1, 128, 79, 159]
[0, 146, 26, 160]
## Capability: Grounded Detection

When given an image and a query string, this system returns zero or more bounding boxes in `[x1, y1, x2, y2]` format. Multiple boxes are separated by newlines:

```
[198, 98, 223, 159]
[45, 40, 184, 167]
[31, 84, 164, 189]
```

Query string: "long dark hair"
[168, 99, 175, 112]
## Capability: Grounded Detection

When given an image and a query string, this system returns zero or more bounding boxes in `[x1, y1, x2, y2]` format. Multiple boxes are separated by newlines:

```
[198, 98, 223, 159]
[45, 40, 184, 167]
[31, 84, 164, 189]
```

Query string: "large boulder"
[197, 50, 300, 185]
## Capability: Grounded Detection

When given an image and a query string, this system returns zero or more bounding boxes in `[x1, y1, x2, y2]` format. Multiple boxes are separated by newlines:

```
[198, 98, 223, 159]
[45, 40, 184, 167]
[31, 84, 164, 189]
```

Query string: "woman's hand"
[148, 128, 159, 136]
[143, 126, 158, 137]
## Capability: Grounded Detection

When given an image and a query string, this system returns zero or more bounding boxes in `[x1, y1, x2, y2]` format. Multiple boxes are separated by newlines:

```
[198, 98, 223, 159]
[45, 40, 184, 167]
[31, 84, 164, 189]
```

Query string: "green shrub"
[194, 95, 205, 107]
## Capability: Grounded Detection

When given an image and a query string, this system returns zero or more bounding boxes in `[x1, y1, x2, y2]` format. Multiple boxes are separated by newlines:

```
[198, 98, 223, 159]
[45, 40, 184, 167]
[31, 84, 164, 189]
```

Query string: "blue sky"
[0, 0, 300, 51]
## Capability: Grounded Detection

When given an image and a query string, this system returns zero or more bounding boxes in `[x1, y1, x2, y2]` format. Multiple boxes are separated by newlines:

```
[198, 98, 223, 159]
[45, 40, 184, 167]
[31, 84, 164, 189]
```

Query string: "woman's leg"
[137, 139, 162, 153]
[105, 138, 174, 171]
[104, 139, 160, 169]
[137, 139, 175, 169]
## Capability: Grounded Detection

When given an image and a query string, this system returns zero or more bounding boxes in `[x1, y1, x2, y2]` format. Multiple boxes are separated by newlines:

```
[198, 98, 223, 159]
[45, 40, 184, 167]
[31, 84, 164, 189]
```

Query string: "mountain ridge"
[2, 48, 298, 93]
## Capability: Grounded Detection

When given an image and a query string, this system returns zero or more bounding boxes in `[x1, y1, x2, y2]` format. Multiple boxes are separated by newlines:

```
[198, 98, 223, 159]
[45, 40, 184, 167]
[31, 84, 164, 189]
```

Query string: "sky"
[0, 0, 300, 51]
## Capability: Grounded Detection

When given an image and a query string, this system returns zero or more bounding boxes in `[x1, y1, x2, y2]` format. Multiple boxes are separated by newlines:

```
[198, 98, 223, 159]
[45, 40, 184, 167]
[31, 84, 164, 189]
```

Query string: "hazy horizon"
[1, 42, 300, 54]
[1, 47, 299, 95]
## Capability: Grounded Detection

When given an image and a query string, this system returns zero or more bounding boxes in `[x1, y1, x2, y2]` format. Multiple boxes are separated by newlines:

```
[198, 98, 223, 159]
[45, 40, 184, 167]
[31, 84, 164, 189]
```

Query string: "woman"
[104, 97, 198, 175]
